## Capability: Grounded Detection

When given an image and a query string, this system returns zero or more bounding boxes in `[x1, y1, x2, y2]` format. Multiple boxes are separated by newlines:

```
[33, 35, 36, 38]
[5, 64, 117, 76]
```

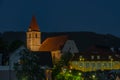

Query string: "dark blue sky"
[0, 0, 120, 37]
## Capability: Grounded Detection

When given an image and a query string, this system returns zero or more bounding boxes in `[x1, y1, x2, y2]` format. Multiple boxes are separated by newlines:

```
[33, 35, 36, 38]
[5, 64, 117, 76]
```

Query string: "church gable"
[62, 40, 79, 54]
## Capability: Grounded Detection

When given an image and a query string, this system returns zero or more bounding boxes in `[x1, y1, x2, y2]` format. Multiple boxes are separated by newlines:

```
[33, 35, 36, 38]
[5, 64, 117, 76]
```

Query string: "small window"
[91, 56, 94, 59]
[97, 56, 100, 59]
[79, 56, 82, 61]
[29, 34, 31, 38]
[108, 56, 111, 59]
[86, 63, 90, 68]
[97, 63, 101, 69]
[79, 62, 83, 67]
[35, 34, 37, 38]
[91, 62, 95, 67]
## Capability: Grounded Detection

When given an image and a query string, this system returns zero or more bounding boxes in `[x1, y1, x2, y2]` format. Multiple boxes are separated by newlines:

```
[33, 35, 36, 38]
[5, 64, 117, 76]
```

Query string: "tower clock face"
[29, 28, 31, 31]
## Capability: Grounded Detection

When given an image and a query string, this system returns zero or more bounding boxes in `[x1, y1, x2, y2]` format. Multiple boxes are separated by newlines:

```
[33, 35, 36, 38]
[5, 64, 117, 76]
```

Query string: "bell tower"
[27, 16, 41, 51]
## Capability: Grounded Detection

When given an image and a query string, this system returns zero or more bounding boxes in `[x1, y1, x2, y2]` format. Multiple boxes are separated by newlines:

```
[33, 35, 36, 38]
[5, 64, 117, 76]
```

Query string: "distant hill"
[42, 32, 120, 51]
[1, 31, 120, 51]
[1, 31, 26, 44]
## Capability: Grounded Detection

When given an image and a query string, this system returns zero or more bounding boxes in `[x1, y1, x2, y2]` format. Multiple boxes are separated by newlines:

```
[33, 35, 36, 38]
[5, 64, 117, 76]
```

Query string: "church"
[26, 16, 79, 62]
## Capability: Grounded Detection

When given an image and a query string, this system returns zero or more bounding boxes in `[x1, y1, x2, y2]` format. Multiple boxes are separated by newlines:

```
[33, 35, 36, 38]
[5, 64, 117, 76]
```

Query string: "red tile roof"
[39, 35, 68, 51]
[28, 16, 40, 31]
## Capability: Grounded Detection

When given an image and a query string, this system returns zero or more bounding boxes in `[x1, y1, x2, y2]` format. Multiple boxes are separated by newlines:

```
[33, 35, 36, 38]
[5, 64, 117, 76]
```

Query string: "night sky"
[0, 0, 120, 37]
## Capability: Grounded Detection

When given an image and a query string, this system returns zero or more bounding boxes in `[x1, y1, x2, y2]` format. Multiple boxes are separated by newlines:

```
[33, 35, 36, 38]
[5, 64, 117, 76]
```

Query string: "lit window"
[108, 62, 111, 68]
[108, 56, 112, 59]
[97, 63, 101, 69]
[79, 56, 82, 58]
[91, 63, 95, 67]
[79, 62, 83, 67]
[97, 56, 100, 59]
[91, 56, 94, 59]
[79, 56, 82, 61]
[103, 63, 107, 68]
[86, 62, 89, 68]
[73, 61, 78, 65]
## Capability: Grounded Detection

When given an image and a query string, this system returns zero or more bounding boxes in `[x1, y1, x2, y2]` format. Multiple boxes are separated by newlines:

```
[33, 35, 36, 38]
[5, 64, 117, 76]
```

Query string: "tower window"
[29, 34, 31, 38]
[35, 34, 37, 38]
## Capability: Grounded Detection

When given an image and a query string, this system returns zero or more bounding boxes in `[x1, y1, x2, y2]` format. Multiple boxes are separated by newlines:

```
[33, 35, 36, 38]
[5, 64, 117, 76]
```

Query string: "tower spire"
[27, 16, 41, 51]
[28, 16, 40, 31]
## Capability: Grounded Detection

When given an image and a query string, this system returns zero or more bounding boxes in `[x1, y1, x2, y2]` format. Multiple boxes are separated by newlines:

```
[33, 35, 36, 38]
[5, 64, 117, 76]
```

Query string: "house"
[69, 45, 120, 72]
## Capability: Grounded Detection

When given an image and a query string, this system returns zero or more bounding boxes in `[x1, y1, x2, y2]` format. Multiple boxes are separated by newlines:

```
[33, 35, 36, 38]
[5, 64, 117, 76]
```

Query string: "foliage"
[0, 38, 8, 53]
[0, 38, 9, 65]
[52, 52, 73, 80]
[56, 69, 83, 80]
[14, 49, 45, 80]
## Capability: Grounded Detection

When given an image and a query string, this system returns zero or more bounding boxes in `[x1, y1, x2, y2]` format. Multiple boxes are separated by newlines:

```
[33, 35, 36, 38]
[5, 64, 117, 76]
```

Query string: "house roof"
[86, 45, 112, 53]
[39, 35, 68, 51]
[71, 52, 120, 61]
[28, 16, 40, 31]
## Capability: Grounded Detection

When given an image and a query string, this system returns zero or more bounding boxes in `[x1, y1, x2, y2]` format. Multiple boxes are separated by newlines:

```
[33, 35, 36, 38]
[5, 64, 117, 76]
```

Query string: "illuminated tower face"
[27, 16, 41, 51]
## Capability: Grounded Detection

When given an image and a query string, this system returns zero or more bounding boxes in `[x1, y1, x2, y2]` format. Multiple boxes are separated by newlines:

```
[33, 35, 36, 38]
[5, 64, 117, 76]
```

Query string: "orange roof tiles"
[39, 35, 68, 51]
[28, 16, 40, 31]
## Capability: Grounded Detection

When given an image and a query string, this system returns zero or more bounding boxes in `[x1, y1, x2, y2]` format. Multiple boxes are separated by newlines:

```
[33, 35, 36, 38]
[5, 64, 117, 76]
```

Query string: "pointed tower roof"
[28, 16, 40, 31]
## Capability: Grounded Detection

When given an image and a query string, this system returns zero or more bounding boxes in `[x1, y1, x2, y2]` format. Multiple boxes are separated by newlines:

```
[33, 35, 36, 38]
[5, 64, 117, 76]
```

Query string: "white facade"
[62, 40, 79, 54]
[9, 46, 26, 70]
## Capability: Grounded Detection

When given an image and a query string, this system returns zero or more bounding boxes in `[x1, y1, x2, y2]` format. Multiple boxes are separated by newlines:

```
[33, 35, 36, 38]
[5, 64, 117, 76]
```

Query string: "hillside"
[1, 31, 120, 51]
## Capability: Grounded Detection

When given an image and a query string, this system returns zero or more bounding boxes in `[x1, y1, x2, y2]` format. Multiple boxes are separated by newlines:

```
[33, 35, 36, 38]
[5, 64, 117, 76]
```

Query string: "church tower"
[27, 16, 41, 51]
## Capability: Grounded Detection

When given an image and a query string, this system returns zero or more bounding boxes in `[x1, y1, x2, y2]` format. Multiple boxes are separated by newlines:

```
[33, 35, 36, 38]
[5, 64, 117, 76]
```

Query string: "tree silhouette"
[8, 40, 24, 52]
[52, 52, 73, 80]
[14, 49, 45, 80]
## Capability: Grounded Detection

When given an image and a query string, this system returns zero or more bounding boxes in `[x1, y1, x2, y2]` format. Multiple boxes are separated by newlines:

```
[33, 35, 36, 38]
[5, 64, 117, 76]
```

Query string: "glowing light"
[78, 72, 82, 76]
[92, 75, 95, 78]
[69, 70, 71, 73]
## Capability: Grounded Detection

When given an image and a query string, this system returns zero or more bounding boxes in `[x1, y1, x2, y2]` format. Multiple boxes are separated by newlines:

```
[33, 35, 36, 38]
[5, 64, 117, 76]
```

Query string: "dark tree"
[52, 52, 73, 80]
[0, 38, 9, 65]
[14, 49, 45, 80]
[8, 40, 24, 52]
